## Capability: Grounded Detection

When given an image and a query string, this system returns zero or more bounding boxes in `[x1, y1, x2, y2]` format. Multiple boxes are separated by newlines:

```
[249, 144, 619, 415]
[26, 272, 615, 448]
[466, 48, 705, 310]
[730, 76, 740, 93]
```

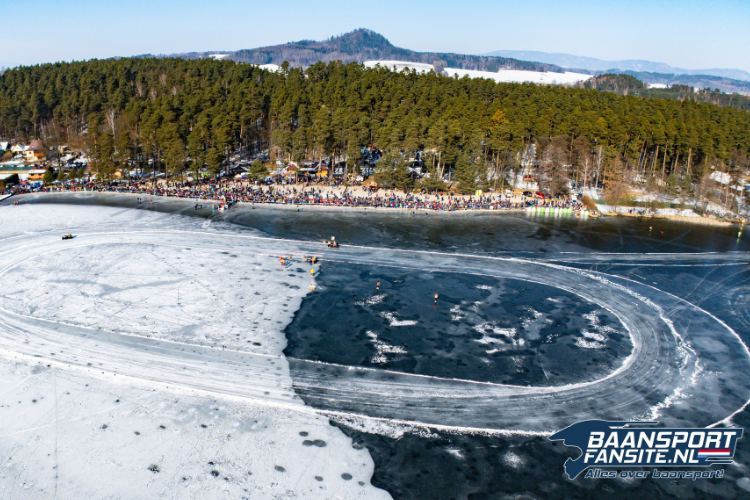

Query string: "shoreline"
[10, 191, 531, 216]
[600, 210, 742, 227]
[6, 190, 746, 227]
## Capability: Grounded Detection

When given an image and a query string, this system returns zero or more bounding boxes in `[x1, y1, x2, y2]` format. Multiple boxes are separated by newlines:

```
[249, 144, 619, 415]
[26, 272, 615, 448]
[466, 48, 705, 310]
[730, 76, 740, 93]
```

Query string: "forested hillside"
[615, 70, 750, 96]
[1, 57, 749, 195]
[584, 74, 750, 110]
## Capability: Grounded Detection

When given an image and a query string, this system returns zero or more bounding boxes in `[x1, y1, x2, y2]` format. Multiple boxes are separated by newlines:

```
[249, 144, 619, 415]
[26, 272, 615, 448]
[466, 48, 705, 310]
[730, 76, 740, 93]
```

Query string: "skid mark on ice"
[587, 268, 750, 428]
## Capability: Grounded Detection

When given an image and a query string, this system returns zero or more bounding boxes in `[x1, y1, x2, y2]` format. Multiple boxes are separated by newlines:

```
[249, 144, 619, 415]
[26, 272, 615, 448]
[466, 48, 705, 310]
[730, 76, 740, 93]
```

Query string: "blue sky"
[2, 0, 749, 71]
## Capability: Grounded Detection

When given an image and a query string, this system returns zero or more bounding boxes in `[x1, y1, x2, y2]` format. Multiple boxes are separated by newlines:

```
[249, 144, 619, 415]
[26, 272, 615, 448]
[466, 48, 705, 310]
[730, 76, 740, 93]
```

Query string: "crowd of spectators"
[7, 179, 583, 212]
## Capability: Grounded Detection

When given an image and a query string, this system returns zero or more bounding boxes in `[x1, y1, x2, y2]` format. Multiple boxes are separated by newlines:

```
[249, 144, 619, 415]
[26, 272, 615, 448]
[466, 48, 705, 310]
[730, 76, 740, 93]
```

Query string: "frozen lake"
[2, 192, 749, 499]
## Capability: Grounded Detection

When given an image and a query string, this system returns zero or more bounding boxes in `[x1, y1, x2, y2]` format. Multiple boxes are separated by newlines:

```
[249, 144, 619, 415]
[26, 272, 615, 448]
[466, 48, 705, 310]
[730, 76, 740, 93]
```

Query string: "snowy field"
[363, 60, 592, 85]
[1, 199, 749, 498]
[363, 61, 434, 73]
[444, 67, 592, 85]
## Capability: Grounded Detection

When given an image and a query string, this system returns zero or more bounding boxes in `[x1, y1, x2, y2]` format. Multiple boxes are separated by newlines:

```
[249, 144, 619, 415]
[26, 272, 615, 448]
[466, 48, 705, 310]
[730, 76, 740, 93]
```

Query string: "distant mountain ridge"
[135, 30, 750, 95]
[484, 50, 750, 82]
[148, 29, 566, 74]
[613, 70, 750, 95]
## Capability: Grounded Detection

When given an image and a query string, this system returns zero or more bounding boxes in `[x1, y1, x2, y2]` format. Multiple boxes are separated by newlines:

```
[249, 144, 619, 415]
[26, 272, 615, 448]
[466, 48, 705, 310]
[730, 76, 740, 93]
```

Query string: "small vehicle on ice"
[62, 233, 76, 240]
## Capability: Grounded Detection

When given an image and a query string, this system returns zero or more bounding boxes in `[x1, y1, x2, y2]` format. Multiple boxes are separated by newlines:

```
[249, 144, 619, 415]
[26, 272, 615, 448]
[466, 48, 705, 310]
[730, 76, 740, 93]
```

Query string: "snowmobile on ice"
[62, 233, 76, 240]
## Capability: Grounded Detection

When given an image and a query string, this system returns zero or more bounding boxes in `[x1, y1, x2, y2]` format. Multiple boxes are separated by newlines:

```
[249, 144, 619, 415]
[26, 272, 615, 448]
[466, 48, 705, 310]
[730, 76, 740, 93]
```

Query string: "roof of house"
[29, 139, 43, 151]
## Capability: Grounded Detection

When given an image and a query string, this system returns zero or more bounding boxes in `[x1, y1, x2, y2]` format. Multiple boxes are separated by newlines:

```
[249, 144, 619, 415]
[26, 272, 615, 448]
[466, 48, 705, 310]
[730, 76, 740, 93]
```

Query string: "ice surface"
[7, 192, 750, 500]
[2, 202, 749, 441]
[0, 204, 390, 499]
[0, 242, 311, 355]
[287, 250, 750, 433]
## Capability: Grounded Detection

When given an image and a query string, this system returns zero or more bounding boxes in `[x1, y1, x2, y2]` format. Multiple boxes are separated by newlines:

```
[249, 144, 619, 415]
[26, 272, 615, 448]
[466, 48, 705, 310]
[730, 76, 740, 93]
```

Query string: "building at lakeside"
[27, 168, 48, 182]
[24, 150, 45, 162]
[1, 139, 46, 162]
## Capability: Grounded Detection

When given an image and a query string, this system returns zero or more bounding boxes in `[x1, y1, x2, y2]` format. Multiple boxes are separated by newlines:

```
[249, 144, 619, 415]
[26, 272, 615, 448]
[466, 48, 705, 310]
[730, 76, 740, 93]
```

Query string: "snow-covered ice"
[354, 294, 386, 307]
[0, 362, 385, 499]
[575, 311, 615, 349]
[0, 204, 390, 499]
[366, 331, 407, 365]
[378, 311, 417, 327]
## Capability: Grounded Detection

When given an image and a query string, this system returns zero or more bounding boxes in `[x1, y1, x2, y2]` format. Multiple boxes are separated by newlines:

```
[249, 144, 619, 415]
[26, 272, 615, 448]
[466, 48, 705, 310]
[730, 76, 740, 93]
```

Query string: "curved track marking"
[0, 229, 748, 433]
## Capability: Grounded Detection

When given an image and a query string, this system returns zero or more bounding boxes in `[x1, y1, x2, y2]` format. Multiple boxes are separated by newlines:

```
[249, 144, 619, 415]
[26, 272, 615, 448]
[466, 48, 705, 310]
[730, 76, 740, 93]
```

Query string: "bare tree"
[105, 109, 117, 136]
[541, 135, 571, 196]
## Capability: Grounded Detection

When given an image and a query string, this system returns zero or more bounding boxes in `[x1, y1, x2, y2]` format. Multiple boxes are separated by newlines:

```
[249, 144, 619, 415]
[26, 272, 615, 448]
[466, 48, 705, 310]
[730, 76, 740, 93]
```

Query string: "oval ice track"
[0, 228, 747, 433]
